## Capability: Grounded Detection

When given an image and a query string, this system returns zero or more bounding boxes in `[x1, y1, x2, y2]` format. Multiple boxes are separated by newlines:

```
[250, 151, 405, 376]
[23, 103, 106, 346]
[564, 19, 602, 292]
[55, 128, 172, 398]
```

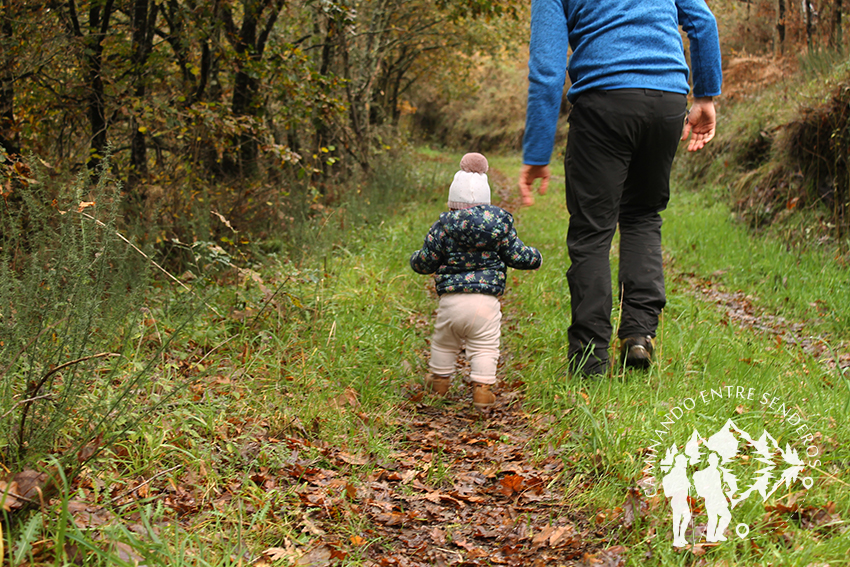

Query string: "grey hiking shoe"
[620, 335, 655, 369]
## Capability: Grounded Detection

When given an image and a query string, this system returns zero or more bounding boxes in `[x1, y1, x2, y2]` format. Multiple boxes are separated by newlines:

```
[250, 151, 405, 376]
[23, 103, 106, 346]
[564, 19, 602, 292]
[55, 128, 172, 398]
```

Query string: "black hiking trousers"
[564, 88, 687, 375]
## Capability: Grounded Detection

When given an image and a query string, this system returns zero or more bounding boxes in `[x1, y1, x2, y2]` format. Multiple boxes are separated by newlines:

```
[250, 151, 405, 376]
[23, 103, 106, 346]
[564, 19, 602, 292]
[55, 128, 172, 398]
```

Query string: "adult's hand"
[681, 97, 716, 152]
[518, 164, 550, 206]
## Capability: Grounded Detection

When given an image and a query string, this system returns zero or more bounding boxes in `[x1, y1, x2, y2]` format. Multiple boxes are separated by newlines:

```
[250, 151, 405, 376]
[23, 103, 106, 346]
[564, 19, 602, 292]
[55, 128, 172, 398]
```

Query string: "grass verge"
[2, 147, 848, 566]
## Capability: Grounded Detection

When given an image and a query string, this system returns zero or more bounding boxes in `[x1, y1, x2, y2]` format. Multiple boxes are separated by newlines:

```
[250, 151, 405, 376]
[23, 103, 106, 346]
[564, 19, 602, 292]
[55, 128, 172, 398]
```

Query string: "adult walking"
[518, 0, 722, 376]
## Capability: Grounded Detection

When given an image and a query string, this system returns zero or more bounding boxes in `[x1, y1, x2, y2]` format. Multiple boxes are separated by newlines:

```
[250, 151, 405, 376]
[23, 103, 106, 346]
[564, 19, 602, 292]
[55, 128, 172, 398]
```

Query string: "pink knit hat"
[447, 152, 490, 210]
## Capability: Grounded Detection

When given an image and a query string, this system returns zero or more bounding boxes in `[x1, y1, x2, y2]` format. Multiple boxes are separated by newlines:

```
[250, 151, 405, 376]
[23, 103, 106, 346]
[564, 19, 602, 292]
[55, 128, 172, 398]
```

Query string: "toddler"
[410, 153, 542, 409]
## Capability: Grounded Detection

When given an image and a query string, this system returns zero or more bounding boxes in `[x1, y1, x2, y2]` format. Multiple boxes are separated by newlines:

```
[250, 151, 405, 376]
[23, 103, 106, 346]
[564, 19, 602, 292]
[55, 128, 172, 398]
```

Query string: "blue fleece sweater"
[522, 0, 723, 165]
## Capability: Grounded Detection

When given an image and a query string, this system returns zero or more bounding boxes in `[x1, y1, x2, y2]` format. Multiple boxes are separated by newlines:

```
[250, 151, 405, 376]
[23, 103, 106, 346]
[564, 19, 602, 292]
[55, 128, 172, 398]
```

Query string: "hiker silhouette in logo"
[693, 452, 732, 542]
[661, 453, 691, 547]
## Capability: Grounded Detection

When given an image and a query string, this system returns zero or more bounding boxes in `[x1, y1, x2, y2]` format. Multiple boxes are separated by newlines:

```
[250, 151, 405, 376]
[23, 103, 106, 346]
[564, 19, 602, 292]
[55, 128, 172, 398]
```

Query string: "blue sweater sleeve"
[677, 0, 723, 98]
[522, 0, 569, 167]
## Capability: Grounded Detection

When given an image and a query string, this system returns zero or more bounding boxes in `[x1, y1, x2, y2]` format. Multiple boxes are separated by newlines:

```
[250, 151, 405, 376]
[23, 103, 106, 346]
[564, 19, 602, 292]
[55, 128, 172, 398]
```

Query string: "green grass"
[489, 149, 850, 565]
[3, 147, 848, 566]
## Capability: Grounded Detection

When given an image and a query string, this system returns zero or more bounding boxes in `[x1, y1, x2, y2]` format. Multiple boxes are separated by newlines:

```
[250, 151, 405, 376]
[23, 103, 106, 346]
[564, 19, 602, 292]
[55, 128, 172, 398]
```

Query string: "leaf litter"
[36, 186, 628, 566]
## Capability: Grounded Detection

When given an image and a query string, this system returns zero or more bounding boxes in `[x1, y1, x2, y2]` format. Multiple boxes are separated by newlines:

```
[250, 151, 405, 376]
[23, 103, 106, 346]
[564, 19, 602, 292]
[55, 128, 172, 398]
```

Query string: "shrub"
[0, 156, 187, 480]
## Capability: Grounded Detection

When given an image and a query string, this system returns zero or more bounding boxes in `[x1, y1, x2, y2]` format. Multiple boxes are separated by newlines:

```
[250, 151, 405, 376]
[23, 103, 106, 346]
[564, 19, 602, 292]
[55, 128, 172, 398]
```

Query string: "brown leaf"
[64, 542, 86, 566]
[424, 491, 463, 507]
[531, 525, 554, 548]
[429, 527, 446, 545]
[336, 452, 369, 466]
[374, 511, 410, 527]
[344, 483, 357, 499]
[109, 541, 144, 565]
[67, 501, 114, 528]
[548, 525, 574, 547]
[584, 545, 628, 566]
[302, 515, 326, 536]
[623, 488, 647, 529]
[800, 501, 841, 530]
[332, 387, 360, 410]
[0, 468, 60, 511]
[77, 434, 102, 463]
[12, 468, 53, 500]
[0, 481, 22, 511]
[295, 545, 333, 566]
[262, 542, 299, 563]
[499, 474, 524, 497]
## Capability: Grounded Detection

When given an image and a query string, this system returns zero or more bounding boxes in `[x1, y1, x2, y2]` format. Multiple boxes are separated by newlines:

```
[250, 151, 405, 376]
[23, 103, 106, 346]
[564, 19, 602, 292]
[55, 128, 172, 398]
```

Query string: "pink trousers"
[429, 293, 501, 385]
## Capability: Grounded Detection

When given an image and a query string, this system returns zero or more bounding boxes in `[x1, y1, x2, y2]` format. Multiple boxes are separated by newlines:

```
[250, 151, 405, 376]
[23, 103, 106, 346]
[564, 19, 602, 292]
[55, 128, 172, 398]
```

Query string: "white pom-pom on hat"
[448, 153, 491, 210]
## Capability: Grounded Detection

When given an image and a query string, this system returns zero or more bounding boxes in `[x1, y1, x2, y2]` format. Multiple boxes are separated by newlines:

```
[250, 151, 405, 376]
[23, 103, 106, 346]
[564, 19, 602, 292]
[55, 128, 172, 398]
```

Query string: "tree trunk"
[129, 0, 158, 190]
[0, 0, 19, 156]
[776, 0, 786, 56]
[83, 0, 115, 174]
[804, 0, 815, 51]
[222, 0, 285, 178]
[311, 9, 338, 180]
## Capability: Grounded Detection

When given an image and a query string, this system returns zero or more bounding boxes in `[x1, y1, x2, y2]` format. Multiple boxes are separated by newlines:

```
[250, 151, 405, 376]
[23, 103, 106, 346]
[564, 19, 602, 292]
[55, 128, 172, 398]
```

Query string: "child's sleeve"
[410, 221, 446, 274]
[498, 225, 542, 270]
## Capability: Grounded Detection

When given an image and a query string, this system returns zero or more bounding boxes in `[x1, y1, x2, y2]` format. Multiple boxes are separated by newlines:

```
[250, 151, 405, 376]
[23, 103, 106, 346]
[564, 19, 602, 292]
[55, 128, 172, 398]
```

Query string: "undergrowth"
[0, 158, 190, 476]
[0, 149, 457, 566]
[674, 47, 850, 253]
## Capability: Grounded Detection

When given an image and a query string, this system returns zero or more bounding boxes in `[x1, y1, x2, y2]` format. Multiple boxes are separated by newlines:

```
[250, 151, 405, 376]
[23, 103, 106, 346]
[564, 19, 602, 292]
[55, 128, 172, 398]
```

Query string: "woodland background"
[3, 0, 849, 247]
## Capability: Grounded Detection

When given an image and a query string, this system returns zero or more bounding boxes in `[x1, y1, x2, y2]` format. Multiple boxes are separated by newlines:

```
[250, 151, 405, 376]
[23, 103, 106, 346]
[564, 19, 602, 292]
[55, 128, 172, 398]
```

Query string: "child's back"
[411, 204, 541, 296]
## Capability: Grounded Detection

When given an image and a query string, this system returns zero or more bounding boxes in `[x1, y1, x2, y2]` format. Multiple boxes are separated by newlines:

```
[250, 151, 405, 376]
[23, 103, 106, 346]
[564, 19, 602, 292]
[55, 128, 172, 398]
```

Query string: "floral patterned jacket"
[410, 205, 542, 296]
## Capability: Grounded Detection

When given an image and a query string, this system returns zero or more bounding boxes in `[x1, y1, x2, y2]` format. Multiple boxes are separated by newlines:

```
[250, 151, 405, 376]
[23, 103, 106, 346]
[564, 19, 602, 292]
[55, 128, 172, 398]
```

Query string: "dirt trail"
[300, 169, 627, 566]
[285, 165, 850, 566]
[673, 271, 850, 374]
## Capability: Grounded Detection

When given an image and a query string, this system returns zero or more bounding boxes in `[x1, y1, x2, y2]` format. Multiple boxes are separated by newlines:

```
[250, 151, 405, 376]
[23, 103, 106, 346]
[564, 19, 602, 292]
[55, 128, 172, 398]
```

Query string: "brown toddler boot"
[424, 374, 451, 396]
[471, 382, 496, 410]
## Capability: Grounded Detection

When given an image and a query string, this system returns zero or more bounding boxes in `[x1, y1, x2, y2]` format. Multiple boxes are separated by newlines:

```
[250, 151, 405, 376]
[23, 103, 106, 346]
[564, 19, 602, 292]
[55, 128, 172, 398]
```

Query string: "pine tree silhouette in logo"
[659, 420, 810, 547]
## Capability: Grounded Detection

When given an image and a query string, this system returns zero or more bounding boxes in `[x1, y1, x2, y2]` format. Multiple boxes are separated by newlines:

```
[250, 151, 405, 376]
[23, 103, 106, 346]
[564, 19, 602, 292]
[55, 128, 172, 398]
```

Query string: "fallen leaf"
[336, 452, 369, 466]
[302, 515, 326, 536]
[531, 526, 554, 548]
[344, 483, 357, 499]
[262, 541, 300, 562]
[549, 525, 574, 547]
[499, 474, 524, 497]
[0, 481, 22, 511]
[332, 387, 360, 410]
[295, 545, 332, 566]
[429, 527, 446, 545]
